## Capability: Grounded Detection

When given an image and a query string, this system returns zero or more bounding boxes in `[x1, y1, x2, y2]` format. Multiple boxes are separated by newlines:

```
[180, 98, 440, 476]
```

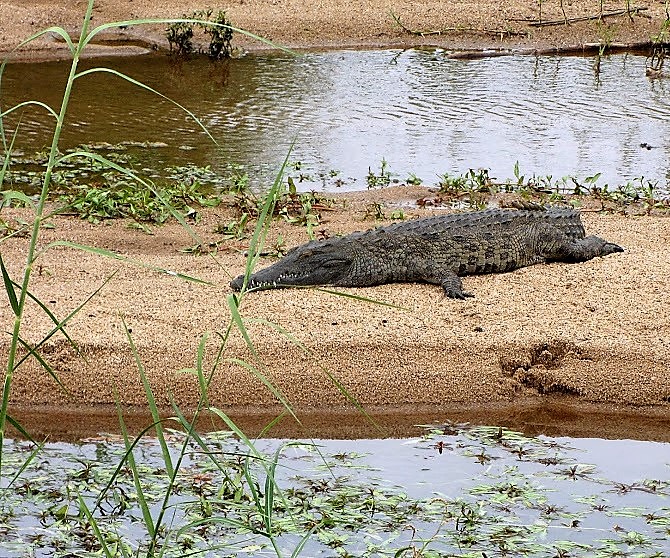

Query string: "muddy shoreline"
[10, 400, 670, 443]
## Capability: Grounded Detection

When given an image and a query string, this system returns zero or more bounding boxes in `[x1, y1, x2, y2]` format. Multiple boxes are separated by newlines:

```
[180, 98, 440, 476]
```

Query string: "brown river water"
[2, 48, 669, 193]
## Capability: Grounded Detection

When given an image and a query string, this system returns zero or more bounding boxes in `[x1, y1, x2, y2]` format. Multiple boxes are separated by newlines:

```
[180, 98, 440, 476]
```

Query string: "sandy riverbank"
[0, 1, 668, 60]
[1, 186, 669, 439]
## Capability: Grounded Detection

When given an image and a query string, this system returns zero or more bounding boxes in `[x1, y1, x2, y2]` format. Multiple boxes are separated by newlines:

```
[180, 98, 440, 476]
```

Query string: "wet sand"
[1, 2, 669, 439]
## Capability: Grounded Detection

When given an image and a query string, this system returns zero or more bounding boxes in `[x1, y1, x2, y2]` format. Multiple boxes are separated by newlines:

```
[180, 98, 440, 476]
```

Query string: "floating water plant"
[1, 424, 668, 557]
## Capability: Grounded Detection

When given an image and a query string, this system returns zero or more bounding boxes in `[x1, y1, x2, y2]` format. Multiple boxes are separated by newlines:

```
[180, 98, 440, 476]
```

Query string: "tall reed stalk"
[0, 0, 281, 482]
[0, 1, 96, 480]
[0, 4, 380, 554]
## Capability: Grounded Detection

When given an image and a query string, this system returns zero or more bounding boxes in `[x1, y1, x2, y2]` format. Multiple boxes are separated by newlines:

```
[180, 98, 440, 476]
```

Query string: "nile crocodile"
[230, 206, 623, 298]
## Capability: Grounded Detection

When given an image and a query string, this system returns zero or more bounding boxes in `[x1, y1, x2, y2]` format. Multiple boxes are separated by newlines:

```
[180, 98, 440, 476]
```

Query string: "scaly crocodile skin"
[231, 207, 623, 298]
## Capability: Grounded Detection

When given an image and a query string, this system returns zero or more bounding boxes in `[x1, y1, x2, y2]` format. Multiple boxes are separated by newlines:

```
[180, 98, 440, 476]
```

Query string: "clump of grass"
[366, 158, 394, 189]
[166, 8, 234, 59]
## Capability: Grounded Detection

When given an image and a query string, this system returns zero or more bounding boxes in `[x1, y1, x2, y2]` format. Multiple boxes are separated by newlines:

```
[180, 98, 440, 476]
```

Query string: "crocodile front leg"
[415, 263, 473, 299]
[441, 272, 474, 299]
[545, 234, 624, 262]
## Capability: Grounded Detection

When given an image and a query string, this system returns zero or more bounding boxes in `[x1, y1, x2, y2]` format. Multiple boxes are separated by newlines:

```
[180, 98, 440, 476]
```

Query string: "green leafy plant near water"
[166, 8, 234, 59]
[366, 158, 395, 189]
[62, 175, 221, 224]
[2, 423, 669, 556]
[433, 162, 670, 213]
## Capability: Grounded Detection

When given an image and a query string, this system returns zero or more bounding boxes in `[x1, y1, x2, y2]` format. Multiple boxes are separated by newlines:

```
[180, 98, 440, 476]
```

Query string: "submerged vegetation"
[1, 423, 669, 557]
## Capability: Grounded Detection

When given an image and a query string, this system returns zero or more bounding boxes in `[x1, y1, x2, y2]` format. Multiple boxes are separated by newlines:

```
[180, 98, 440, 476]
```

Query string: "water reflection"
[1, 49, 669, 190]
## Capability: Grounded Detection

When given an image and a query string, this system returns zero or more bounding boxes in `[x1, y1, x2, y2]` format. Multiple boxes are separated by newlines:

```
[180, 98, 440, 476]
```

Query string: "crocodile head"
[230, 237, 354, 291]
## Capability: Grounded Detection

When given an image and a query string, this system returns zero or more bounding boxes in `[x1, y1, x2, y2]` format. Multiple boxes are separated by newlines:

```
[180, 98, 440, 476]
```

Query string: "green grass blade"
[11, 271, 117, 369]
[121, 316, 173, 477]
[2, 26, 75, 56]
[208, 406, 268, 463]
[0, 251, 19, 315]
[205, 409, 308, 534]
[313, 286, 408, 310]
[4, 439, 43, 489]
[236, 145, 293, 294]
[169, 401, 235, 481]
[257, 410, 289, 438]
[290, 525, 320, 558]
[78, 495, 115, 558]
[43, 240, 211, 284]
[16, 335, 70, 394]
[0, 190, 36, 210]
[226, 297, 299, 423]
[193, 333, 211, 407]
[6, 414, 36, 444]
[227, 295, 260, 360]
[0, 112, 24, 185]
[73, 68, 219, 146]
[116, 395, 156, 538]
[264, 447, 282, 536]
[246, 317, 385, 435]
[242, 453, 267, 535]
[227, 356, 298, 422]
[0, 100, 60, 122]
[92, 418, 167, 511]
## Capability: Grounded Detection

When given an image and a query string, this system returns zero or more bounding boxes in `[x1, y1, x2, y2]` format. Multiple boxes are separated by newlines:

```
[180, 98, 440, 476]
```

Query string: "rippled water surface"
[2, 49, 669, 190]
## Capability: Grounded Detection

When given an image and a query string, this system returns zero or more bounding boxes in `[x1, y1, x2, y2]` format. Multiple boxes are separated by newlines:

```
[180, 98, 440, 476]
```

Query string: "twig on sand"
[528, 6, 648, 27]
[390, 11, 529, 39]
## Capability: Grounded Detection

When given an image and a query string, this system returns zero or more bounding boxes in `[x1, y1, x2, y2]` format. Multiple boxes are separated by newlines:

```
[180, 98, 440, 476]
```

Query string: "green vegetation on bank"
[2, 148, 668, 237]
[166, 9, 234, 59]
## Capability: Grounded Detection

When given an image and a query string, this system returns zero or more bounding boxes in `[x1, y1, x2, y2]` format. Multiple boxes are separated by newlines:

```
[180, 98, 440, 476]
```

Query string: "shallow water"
[1, 425, 669, 557]
[2, 49, 669, 191]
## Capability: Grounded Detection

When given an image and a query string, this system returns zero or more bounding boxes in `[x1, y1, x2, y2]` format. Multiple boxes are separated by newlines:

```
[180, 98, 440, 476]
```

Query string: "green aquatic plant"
[366, 158, 394, 189]
[2, 422, 670, 556]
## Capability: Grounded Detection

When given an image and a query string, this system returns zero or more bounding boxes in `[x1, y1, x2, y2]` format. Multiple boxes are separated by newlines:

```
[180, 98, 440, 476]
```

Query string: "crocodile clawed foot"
[603, 242, 624, 255]
[442, 288, 475, 300]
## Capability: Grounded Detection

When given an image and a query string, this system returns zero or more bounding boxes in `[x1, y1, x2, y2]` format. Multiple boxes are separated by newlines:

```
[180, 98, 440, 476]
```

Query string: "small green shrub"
[366, 158, 393, 189]
[166, 8, 234, 59]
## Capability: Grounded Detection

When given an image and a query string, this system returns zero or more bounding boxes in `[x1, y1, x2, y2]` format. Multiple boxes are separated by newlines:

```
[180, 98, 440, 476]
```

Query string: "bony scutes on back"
[230, 206, 623, 298]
